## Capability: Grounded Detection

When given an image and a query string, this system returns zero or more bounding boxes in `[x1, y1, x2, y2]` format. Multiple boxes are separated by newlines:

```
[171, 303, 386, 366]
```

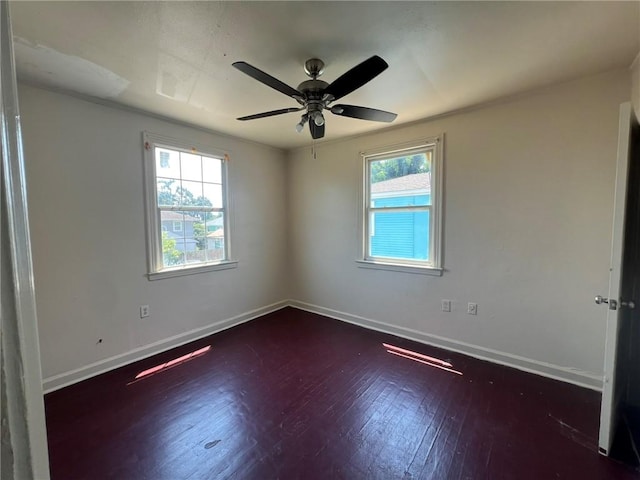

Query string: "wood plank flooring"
[44, 307, 639, 479]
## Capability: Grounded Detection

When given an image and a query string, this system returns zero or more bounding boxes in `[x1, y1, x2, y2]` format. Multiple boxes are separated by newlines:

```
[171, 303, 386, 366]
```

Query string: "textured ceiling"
[10, 1, 640, 150]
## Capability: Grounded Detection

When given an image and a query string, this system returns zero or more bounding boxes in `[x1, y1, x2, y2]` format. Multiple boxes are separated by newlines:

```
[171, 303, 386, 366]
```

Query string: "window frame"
[358, 135, 444, 276]
[143, 132, 236, 280]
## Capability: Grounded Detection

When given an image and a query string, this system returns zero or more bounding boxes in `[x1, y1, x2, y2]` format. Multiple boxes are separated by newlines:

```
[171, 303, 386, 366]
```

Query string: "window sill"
[147, 260, 238, 281]
[356, 259, 443, 276]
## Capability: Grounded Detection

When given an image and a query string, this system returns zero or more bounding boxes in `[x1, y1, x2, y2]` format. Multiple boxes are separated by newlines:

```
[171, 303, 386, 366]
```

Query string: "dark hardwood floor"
[45, 307, 639, 479]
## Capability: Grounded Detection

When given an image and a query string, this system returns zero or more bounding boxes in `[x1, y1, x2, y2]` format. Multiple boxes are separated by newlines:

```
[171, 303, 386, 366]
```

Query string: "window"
[143, 132, 236, 279]
[359, 136, 443, 275]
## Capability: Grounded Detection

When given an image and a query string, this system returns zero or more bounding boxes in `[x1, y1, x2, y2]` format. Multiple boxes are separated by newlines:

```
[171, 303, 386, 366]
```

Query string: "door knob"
[595, 295, 634, 310]
[595, 295, 617, 310]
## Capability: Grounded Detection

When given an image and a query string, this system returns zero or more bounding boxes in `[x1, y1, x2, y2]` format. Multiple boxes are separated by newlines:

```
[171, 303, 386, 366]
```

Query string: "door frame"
[0, 1, 51, 478]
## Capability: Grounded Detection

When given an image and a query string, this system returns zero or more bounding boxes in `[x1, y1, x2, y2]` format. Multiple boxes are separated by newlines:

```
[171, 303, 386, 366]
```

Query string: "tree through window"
[143, 133, 233, 278]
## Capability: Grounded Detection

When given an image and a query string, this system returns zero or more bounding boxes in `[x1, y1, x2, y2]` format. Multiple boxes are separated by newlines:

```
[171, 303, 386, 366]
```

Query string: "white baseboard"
[43, 299, 603, 393]
[288, 300, 603, 391]
[42, 300, 289, 393]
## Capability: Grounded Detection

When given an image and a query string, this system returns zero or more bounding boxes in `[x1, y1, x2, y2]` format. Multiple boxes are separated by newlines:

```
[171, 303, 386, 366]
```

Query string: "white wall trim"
[288, 300, 603, 391]
[42, 300, 289, 393]
[43, 299, 604, 394]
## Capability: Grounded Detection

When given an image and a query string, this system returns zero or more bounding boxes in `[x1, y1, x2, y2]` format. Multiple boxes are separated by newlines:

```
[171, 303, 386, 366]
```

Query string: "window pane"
[184, 238, 206, 264]
[160, 210, 183, 229]
[206, 213, 224, 232]
[202, 156, 222, 184]
[187, 211, 209, 223]
[150, 140, 229, 272]
[206, 213, 225, 261]
[156, 148, 181, 179]
[157, 178, 180, 206]
[192, 217, 207, 257]
[203, 183, 223, 208]
[161, 229, 185, 267]
[369, 210, 430, 261]
[370, 153, 431, 207]
[180, 180, 203, 204]
[371, 189, 431, 208]
[181, 152, 202, 182]
[160, 211, 192, 242]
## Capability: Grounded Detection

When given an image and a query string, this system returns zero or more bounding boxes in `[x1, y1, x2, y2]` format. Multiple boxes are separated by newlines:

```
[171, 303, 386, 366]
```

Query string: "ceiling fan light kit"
[233, 55, 397, 140]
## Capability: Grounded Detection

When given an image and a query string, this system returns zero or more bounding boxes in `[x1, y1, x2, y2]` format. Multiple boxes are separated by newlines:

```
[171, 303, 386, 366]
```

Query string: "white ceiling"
[9, 1, 640, 150]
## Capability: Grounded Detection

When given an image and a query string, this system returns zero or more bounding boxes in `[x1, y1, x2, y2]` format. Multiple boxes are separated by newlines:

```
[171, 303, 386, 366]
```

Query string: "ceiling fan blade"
[233, 61, 303, 99]
[323, 56, 388, 101]
[237, 107, 304, 121]
[331, 104, 397, 122]
[309, 121, 325, 140]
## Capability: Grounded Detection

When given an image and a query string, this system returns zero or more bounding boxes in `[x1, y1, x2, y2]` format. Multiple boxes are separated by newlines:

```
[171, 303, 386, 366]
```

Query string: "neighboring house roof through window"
[209, 216, 224, 228]
[160, 211, 199, 222]
[371, 172, 431, 195]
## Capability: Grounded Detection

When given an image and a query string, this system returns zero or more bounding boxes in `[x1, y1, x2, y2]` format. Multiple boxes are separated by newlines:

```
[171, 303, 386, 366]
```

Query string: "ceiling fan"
[232, 55, 397, 140]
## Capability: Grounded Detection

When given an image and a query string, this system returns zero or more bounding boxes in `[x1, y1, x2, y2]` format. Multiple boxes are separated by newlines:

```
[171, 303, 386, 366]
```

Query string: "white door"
[598, 102, 634, 455]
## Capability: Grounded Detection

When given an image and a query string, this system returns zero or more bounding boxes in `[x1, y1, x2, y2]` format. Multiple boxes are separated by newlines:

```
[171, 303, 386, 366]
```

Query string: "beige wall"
[287, 69, 630, 389]
[20, 67, 633, 392]
[19, 85, 290, 388]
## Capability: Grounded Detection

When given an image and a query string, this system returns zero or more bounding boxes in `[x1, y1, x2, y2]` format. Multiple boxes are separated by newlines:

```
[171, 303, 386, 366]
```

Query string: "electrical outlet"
[467, 302, 477, 315]
[441, 299, 451, 312]
[140, 305, 150, 318]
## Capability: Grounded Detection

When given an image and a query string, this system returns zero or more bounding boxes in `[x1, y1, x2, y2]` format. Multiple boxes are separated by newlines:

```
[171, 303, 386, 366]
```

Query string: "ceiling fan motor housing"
[297, 78, 330, 125]
[296, 79, 329, 96]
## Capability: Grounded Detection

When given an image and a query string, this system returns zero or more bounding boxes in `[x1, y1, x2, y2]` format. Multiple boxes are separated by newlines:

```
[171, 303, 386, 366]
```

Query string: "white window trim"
[358, 135, 444, 275]
[172, 220, 182, 232]
[143, 131, 236, 280]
